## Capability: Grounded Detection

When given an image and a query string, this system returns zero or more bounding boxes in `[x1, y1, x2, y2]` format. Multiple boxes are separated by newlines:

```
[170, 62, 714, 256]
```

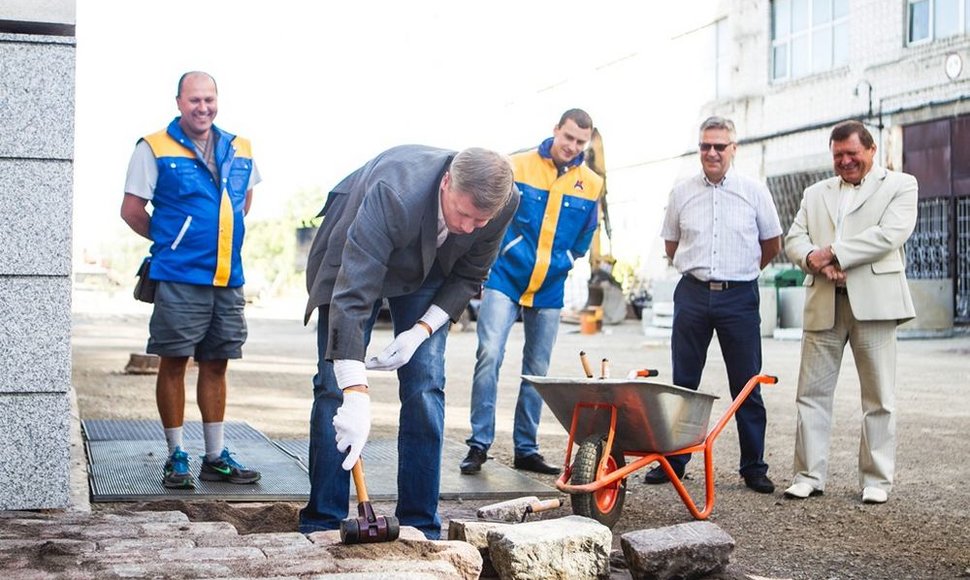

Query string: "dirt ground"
[72, 290, 970, 579]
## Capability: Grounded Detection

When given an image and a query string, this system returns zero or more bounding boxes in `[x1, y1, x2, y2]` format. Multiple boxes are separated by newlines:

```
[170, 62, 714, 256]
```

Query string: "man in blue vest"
[121, 71, 262, 490]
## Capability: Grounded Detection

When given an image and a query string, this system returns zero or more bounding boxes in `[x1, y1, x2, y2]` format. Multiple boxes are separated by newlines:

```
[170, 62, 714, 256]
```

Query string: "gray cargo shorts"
[147, 281, 247, 361]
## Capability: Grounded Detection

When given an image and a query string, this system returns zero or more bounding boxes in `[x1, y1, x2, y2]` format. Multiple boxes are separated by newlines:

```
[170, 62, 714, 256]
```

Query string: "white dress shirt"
[661, 168, 783, 281]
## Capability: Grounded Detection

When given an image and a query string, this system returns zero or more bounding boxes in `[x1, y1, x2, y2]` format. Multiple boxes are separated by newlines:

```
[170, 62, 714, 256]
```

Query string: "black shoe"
[460, 447, 488, 475]
[513, 453, 561, 475]
[643, 465, 684, 485]
[743, 473, 775, 494]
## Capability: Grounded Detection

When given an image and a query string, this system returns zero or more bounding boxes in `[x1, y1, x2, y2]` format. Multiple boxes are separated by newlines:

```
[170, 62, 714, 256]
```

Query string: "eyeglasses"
[698, 142, 733, 152]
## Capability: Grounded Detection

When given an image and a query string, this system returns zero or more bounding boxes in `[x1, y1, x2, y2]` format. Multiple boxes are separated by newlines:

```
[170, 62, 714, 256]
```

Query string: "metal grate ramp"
[82, 420, 555, 502]
[83, 419, 310, 502]
[272, 439, 557, 501]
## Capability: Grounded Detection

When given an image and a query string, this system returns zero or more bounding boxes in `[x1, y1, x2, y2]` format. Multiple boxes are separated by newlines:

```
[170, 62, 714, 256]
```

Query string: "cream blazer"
[785, 166, 918, 331]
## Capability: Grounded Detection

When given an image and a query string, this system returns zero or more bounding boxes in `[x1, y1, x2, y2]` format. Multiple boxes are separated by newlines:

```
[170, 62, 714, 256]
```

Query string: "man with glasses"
[652, 116, 783, 493]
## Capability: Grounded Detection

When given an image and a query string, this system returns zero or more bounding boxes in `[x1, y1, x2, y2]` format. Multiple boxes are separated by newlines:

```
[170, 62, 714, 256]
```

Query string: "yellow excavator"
[583, 127, 612, 274]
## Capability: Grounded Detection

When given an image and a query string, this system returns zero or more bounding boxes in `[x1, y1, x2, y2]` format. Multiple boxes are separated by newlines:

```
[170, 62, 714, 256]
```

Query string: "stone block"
[0, 277, 71, 393]
[0, 160, 73, 276]
[97, 537, 194, 553]
[487, 515, 612, 579]
[620, 521, 734, 580]
[304, 526, 482, 579]
[0, 393, 70, 509]
[0, 38, 75, 160]
[138, 521, 239, 539]
[196, 531, 311, 548]
[0, 1, 76, 24]
[448, 519, 514, 577]
[899, 278, 954, 337]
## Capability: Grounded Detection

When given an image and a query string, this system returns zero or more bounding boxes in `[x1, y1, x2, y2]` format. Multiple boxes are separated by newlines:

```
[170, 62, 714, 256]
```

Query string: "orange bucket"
[580, 309, 599, 335]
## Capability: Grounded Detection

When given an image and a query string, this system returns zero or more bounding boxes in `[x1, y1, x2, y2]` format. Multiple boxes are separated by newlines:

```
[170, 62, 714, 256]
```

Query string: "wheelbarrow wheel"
[570, 433, 626, 528]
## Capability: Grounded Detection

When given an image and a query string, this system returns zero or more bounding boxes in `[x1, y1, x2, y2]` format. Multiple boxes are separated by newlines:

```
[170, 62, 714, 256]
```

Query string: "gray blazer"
[304, 145, 518, 361]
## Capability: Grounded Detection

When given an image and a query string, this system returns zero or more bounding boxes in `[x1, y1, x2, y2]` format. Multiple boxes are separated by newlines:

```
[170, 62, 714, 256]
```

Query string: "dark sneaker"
[513, 453, 561, 475]
[200, 448, 261, 484]
[460, 447, 488, 475]
[163, 447, 195, 489]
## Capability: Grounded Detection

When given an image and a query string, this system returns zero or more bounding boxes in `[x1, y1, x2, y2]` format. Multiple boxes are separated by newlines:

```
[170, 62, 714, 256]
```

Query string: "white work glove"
[333, 390, 371, 470]
[365, 305, 450, 371]
[366, 325, 430, 371]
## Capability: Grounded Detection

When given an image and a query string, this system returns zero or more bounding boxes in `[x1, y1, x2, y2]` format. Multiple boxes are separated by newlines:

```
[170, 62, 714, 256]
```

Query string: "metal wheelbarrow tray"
[523, 373, 778, 527]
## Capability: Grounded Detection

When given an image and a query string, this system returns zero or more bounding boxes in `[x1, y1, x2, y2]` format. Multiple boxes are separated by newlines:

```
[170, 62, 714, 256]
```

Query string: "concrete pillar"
[0, 1, 76, 510]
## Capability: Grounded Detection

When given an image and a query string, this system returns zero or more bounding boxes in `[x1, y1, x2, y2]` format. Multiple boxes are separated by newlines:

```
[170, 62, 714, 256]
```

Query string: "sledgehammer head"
[477, 496, 564, 523]
[340, 501, 400, 544]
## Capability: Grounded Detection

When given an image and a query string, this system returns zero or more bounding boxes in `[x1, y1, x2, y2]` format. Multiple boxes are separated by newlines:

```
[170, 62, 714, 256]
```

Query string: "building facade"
[701, 0, 969, 326]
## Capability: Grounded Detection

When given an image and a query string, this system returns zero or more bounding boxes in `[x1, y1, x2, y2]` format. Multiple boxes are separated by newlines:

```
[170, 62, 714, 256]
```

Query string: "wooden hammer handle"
[351, 459, 369, 503]
[528, 498, 563, 513]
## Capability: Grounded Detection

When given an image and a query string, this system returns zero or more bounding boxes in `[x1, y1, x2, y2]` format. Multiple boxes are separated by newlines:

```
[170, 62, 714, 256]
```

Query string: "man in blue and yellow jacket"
[461, 109, 604, 475]
[121, 71, 262, 490]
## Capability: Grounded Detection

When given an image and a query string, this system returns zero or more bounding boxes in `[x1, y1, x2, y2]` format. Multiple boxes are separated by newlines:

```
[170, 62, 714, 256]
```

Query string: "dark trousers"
[668, 276, 768, 477]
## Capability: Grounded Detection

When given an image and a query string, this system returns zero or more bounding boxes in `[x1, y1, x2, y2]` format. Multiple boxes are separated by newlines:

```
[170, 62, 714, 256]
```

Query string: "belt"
[835, 286, 848, 295]
[684, 275, 752, 291]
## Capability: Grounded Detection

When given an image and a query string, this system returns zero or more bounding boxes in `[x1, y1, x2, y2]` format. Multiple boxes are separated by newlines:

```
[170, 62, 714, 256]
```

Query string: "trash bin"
[775, 268, 806, 328]
[774, 268, 806, 288]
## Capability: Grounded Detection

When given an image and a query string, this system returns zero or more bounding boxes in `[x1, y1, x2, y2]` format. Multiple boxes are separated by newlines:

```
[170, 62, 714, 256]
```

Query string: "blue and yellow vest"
[485, 138, 604, 308]
[143, 118, 253, 288]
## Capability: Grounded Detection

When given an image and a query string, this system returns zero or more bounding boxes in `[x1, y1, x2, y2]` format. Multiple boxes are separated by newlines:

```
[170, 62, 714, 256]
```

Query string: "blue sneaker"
[200, 448, 261, 484]
[163, 447, 195, 489]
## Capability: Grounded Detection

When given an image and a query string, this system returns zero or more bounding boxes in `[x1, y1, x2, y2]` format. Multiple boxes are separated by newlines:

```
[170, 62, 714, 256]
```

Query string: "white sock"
[203, 422, 225, 462]
[164, 427, 183, 456]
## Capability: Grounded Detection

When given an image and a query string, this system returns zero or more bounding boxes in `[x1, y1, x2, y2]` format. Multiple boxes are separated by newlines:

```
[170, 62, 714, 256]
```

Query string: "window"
[908, 0, 970, 44]
[716, 18, 731, 98]
[771, 0, 849, 81]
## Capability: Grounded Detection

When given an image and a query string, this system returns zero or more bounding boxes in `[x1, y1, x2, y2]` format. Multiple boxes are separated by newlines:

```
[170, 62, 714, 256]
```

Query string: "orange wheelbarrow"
[523, 373, 778, 528]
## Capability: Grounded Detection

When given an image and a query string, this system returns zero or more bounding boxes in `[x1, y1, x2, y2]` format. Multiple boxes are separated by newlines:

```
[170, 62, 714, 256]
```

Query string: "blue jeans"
[466, 288, 560, 457]
[298, 267, 448, 539]
[668, 277, 768, 477]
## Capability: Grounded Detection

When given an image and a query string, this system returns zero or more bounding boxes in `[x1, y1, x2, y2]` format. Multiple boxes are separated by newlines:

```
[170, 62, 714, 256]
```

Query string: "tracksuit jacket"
[485, 137, 604, 308]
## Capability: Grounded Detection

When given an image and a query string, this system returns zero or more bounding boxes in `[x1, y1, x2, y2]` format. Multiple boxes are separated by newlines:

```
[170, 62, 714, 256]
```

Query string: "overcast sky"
[74, 1, 718, 268]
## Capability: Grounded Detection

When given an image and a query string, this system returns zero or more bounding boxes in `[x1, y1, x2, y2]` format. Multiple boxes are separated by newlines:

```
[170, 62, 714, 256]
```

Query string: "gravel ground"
[72, 290, 970, 579]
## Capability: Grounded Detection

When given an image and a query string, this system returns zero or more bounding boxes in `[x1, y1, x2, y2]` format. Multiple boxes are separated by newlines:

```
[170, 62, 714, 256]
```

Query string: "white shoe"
[784, 482, 822, 499]
[862, 487, 888, 504]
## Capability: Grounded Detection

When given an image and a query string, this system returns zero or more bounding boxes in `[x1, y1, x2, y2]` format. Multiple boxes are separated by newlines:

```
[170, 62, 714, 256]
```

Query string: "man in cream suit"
[784, 120, 918, 504]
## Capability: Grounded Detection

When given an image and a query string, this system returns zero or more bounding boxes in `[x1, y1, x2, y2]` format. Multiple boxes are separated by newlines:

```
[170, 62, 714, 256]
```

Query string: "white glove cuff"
[333, 359, 368, 390]
[419, 304, 451, 333]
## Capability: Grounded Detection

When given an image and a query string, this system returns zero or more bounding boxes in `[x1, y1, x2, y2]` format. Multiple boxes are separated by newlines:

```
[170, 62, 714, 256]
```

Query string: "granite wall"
[0, 2, 76, 510]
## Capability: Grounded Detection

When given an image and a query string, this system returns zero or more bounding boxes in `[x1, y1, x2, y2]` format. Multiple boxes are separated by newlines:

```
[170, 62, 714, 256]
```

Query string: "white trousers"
[792, 293, 898, 492]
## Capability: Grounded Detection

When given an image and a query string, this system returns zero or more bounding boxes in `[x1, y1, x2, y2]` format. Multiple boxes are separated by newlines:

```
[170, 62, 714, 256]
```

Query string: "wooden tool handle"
[351, 459, 369, 503]
[528, 498, 564, 513]
[579, 351, 594, 378]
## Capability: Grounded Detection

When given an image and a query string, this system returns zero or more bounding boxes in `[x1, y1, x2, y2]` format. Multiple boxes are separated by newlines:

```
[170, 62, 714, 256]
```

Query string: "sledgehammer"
[476, 496, 565, 523]
[340, 459, 400, 544]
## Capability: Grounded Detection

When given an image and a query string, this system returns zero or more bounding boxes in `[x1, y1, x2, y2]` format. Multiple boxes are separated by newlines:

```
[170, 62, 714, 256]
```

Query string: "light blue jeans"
[299, 266, 448, 539]
[466, 288, 560, 458]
